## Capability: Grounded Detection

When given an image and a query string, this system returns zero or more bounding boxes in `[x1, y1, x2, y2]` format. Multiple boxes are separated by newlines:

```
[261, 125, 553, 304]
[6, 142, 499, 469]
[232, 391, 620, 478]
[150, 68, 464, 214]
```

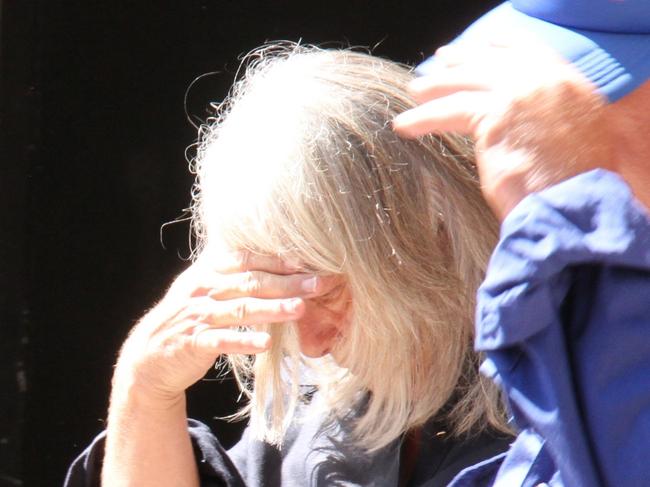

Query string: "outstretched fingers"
[206, 249, 303, 275]
[182, 295, 305, 327]
[192, 270, 321, 300]
[192, 327, 272, 355]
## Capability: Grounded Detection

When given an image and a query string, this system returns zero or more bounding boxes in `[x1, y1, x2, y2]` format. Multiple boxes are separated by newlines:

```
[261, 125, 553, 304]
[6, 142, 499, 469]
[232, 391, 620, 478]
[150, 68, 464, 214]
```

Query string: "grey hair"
[192, 43, 508, 451]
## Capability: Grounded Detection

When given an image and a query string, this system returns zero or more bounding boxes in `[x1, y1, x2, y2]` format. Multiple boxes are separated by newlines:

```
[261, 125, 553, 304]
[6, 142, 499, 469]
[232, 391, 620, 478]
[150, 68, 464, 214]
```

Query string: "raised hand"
[113, 250, 327, 403]
[394, 38, 613, 219]
[102, 250, 331, 486]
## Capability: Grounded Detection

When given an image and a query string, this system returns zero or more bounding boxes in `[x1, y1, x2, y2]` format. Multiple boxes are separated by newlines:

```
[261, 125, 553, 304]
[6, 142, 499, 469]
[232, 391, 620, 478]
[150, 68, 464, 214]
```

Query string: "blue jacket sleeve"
[475, 169, 650, 487]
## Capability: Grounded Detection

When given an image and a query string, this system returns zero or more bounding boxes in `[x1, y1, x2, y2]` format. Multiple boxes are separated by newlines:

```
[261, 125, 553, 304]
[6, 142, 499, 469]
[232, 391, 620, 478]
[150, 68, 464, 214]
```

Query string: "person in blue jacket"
[394, 1, 650, 485]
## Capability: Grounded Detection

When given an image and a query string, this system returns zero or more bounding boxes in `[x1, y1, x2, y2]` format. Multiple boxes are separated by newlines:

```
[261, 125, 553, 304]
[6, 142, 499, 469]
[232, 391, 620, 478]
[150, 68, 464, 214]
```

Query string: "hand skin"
[101, 250, 336, 487]
[393, 39, 621, 220]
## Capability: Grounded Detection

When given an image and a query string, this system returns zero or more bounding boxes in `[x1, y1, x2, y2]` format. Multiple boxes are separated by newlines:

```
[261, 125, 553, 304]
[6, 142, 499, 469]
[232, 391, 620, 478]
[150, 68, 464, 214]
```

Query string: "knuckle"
[241, 271, 262, 295]
[196, 330, 220, 351]
[233, 301, 249, 322]
[177, 332, 195, 352]
[235, 250, 251, 271]
[158, 333, 182, 358]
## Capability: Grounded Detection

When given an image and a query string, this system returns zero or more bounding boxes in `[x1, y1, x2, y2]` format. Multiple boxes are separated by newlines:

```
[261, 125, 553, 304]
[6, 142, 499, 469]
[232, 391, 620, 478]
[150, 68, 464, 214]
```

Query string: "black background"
[1, 1, 499, 485]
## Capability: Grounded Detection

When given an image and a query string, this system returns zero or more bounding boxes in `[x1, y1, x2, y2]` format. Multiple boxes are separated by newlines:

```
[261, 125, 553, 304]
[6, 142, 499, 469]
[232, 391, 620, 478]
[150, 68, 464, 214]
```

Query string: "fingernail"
[300, 276, 318, 293]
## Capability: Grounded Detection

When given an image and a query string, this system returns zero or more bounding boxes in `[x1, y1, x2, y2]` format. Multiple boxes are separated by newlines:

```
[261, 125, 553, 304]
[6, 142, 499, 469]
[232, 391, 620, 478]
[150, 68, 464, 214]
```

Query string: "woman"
[66, 44, 512, 487]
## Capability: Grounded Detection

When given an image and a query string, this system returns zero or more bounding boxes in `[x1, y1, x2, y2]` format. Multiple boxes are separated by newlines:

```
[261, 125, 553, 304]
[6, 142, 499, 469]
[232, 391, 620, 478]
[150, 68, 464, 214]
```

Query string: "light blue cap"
[416, 0, 650, 102]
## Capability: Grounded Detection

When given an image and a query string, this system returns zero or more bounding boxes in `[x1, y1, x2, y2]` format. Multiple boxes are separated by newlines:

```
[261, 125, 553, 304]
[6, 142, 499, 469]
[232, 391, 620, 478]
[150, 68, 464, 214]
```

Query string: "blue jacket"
[451, 170, 650, 487]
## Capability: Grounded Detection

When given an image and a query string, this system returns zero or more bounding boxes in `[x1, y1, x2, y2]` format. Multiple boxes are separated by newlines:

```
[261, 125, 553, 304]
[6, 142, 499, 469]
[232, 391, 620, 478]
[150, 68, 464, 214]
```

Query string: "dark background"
[1, 1, 499, 485]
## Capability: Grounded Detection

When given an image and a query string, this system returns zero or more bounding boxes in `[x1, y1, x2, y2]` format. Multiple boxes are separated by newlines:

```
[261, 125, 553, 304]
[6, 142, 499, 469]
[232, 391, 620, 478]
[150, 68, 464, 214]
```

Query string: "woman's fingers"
[189, 249, 343, 301]
[116, 248, 329, 399]
[192, 270, 321, 300]
[206, 249, 302, 275]
[192, 328, 271, 355]
[181, 296, 305, 327]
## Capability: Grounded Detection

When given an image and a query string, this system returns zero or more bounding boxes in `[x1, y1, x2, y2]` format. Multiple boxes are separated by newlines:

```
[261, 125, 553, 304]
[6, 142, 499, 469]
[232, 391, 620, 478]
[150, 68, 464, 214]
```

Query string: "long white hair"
[192, 43, 508, 451]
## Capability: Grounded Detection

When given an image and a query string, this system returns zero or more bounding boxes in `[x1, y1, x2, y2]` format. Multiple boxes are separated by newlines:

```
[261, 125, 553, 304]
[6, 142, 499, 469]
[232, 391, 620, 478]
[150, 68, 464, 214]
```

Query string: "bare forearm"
[101, 379, 200, 487]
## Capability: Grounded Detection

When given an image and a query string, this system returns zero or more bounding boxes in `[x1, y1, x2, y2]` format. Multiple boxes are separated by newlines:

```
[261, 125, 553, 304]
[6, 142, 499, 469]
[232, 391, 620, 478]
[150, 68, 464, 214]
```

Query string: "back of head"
[193, 44, 507, 450]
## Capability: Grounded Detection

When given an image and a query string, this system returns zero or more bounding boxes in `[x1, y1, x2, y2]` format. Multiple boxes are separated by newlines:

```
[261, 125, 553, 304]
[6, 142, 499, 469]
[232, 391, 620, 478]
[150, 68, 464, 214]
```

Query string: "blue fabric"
[416, 1, 650, 102]
[451, 170, 650, 486]
[511, 0, 650, 32]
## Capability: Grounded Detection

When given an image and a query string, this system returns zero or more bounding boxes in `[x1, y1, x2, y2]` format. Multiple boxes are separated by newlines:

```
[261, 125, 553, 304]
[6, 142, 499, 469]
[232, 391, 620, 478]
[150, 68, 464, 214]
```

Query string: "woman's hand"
[113, 250, 325, 404]
[102, 250, 326, 486]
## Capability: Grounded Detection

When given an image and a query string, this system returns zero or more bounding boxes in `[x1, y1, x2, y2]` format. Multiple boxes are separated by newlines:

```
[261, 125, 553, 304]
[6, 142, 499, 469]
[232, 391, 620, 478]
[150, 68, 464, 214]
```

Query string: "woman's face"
[295, 278, 351, 358]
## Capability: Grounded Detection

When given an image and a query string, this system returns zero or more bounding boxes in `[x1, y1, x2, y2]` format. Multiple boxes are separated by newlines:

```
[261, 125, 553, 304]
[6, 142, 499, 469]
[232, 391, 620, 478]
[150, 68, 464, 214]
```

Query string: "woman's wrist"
[102, 372, 198, 487]
[109, 366, 187, 417]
